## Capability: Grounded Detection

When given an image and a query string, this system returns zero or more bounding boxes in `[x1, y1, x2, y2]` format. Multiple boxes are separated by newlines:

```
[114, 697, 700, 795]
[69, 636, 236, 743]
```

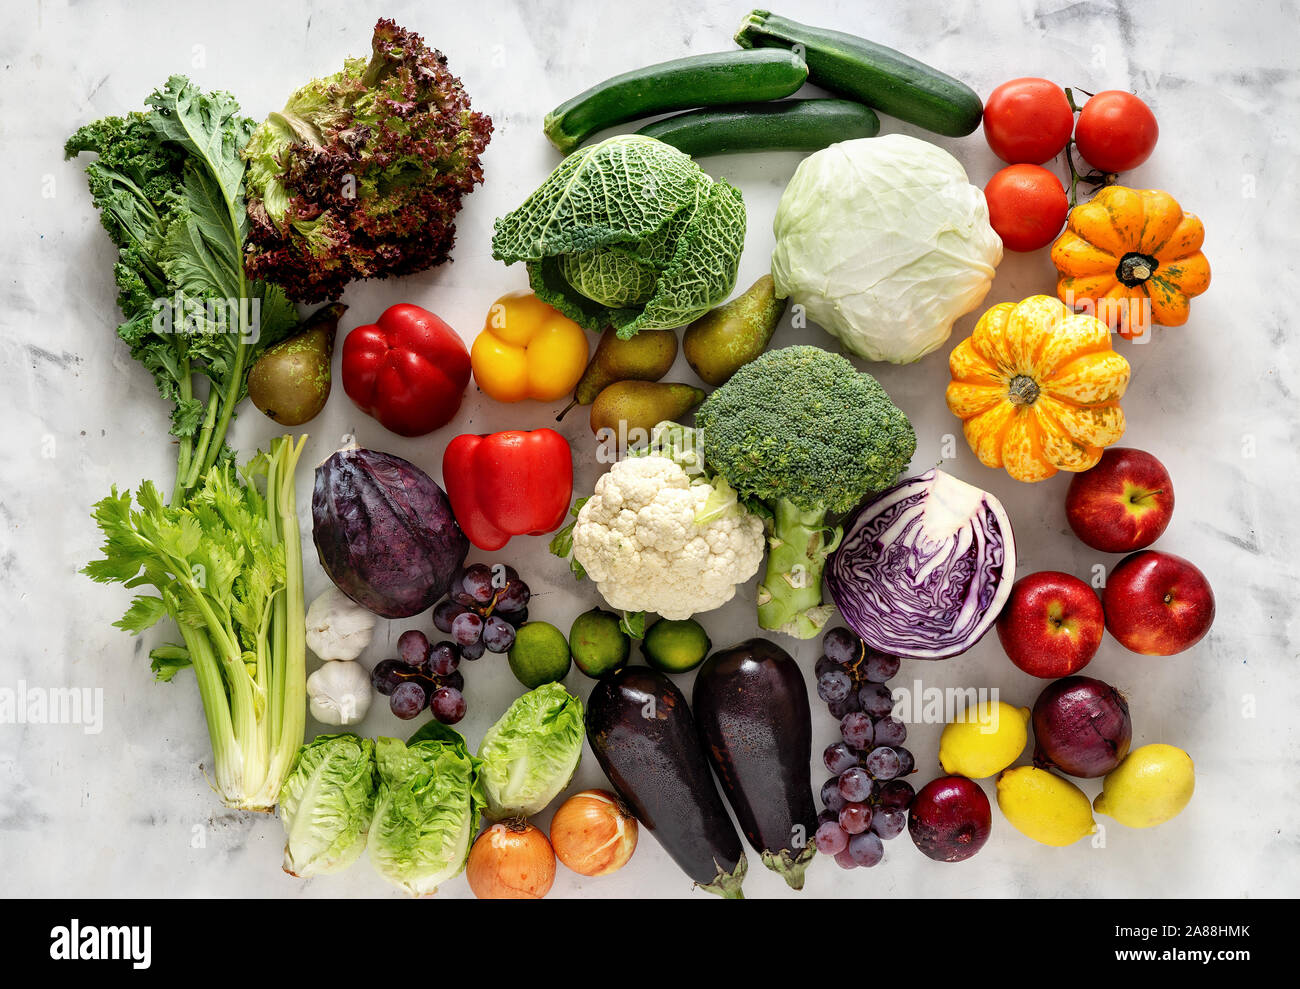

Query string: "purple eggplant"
[586, 666, 747, 899]
[312, 447, 469, 618]
[693, 638, 818, 889]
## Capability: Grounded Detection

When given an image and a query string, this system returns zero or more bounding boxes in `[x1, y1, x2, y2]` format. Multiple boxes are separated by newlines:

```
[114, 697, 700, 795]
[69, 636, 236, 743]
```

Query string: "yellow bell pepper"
[471, 292, 589, 402]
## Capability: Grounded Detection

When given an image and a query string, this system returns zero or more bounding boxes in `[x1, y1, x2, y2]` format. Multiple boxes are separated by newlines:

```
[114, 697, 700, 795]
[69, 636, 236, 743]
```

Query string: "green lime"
[569, 608, 630, 679]
[643, 618, 711, 674]
[507, 621, 572, 689]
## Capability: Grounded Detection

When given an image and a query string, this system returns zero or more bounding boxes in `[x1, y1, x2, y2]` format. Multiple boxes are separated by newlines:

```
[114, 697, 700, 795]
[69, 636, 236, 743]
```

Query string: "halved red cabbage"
[826, 470, 1015, 660]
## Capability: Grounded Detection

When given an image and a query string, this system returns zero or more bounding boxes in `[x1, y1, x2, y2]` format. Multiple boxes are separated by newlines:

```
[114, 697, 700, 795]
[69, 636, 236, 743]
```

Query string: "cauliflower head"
[572, 455, 764, 620]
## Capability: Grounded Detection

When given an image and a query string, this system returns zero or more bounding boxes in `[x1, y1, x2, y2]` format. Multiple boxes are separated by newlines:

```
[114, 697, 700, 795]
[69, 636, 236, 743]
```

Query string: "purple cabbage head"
[826, 469, 1016, 660]
[313, 447, 468, 618]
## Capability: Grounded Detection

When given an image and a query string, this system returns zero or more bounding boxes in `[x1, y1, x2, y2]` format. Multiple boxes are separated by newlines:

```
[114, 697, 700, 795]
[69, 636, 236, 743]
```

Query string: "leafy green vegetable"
[492, 135, 746, 338]
[477, 684, 584, 820]
[65, 76, 297, 503]
[278, 733, 377, 877]
[82, 435, 308, 811]
[619, 612, 647, 640]
[693, 346, 917, 639]
[368, 733, 486, 896]
[243, 18, 492, 303]
[548, 497, 590, 581]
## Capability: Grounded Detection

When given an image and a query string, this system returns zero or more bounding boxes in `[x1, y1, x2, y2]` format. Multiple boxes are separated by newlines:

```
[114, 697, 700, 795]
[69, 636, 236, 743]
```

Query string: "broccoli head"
[696, 346, 916, 514]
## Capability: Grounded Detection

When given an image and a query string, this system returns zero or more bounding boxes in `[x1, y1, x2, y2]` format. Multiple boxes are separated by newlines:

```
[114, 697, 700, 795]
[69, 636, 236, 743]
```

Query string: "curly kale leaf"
[67, 77, 296, 499]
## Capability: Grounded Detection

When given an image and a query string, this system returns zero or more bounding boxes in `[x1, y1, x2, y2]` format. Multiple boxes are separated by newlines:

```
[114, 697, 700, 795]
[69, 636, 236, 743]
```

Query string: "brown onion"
[550, 789, 638, 877]
[1032, 676, 1132, 778]
[466, 820, 555, 899]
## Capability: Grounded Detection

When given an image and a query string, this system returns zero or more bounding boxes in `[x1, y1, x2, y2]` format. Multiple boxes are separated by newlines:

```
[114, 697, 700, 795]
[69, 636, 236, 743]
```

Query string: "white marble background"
[1, 0, 1296, 898]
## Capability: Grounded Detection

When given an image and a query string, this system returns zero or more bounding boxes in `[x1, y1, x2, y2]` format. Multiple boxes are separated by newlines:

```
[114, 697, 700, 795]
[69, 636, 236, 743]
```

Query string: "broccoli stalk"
[757, 500, 844, 639]
[694, 346, 916, 639]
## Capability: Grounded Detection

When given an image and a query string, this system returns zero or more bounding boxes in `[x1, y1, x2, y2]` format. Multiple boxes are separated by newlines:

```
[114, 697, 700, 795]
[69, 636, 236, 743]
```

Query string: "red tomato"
[982, 78, 1074, 164]
[984, 165, 1069, 253]
[1074, 91, 1159, 172]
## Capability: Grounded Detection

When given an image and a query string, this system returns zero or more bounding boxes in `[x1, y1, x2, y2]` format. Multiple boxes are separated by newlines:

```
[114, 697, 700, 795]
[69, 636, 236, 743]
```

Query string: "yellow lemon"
[939, 701, 1029, 779]
[1094, 744, 1195, 828]
[997, 766, 1097, 846]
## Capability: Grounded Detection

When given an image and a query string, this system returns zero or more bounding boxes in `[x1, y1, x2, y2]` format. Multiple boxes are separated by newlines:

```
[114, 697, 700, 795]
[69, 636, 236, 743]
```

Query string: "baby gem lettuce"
[477, 683, 585, 820]
[368, 723, 487, 896]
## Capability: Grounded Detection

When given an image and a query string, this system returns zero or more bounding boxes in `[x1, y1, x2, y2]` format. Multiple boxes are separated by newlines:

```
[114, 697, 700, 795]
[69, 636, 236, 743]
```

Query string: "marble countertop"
[2, 0, 1296, 899]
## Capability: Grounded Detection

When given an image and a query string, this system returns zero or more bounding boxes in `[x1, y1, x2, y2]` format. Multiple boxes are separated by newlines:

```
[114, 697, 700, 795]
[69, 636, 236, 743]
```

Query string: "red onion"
[1032, 676, 1132, 778]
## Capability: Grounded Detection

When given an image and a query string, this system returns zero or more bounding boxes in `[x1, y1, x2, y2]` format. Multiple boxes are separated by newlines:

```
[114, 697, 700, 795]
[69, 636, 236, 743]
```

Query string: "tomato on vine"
[982, 78, 1074, 165]
[1072, 89, 1160, 173]
[984, 165, 1069, 252]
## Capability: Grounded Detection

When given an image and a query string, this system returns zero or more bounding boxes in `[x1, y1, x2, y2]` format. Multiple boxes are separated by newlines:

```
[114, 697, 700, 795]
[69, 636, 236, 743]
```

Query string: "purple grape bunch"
[812, 626, 917, 870]
[434, 563, 531, 658]
[372, 563, 532, 726]
[371, 630, 467, 725]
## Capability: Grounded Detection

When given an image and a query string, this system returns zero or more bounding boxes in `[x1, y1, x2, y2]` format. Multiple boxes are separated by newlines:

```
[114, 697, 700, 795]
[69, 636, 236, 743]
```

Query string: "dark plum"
[908, 776, 992, 863]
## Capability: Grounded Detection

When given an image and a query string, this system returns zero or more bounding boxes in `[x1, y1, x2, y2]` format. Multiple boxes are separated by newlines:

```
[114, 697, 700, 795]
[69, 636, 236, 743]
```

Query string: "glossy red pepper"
[341, 304, 471, 437]
[442, 429, 573, 551]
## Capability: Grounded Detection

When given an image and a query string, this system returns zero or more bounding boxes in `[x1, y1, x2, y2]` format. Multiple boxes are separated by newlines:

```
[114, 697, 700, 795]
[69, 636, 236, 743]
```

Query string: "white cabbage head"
[771, 134, 1003, 364]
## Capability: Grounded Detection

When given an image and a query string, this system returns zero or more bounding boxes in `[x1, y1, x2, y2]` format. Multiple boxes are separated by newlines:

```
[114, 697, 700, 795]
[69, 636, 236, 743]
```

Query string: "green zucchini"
[543, 49, 809, 153]
[636, 98, 879, 156]
[734, 10, 983, 137]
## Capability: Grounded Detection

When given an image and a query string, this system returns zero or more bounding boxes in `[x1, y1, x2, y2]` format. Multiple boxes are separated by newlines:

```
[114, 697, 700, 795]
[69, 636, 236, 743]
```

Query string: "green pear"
[683, 274, 784, 386]
[589, 381, 705, 439]
[558, 327, 678, 419]
[248, 302, 346, 426]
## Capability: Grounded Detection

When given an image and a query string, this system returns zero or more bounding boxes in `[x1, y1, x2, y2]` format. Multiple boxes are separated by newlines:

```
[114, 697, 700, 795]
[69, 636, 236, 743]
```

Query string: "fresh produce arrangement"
[71, 10, 1220, 899]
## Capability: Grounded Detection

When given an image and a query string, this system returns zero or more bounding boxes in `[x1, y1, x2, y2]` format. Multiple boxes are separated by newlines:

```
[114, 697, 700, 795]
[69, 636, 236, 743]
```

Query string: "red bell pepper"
[341, 304, 471, 437]
[443, 429, 573, 551]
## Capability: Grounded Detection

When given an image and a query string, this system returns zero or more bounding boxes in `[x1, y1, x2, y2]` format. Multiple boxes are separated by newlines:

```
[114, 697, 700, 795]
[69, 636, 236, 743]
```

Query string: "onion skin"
[550, 790, 638, 877]
[1032, 676, 1132, 778]
[466, 821, 556, 899]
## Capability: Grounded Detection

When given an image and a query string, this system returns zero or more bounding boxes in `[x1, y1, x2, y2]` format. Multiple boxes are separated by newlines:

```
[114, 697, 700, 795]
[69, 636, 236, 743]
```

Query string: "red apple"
[1065, 448, 1175, 553]
[997, 571, 1105, 678]
[1102, 551, 1215, 655]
